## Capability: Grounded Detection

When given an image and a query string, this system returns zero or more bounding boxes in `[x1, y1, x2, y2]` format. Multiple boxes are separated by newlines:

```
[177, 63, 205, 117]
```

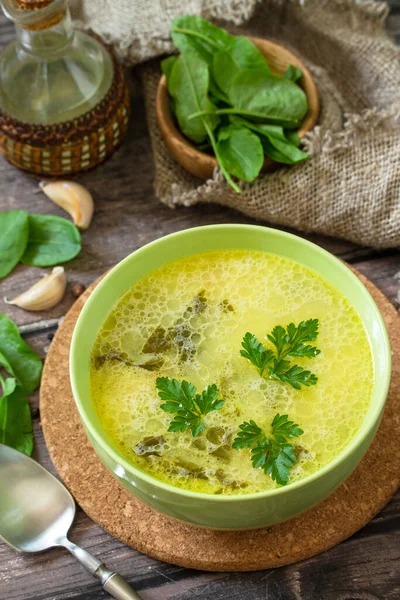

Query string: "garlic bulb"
[40, 180, 94, 230]
[5, 267, 67, 311]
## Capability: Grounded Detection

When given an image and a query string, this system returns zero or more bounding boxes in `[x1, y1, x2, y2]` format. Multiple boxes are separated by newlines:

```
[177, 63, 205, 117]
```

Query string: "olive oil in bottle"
[0, 0, 130, 175]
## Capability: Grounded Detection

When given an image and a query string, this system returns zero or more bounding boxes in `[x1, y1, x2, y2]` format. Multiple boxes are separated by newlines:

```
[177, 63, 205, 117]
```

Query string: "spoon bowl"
[0, 444, 75, 553]
[0, 444, 142, 600]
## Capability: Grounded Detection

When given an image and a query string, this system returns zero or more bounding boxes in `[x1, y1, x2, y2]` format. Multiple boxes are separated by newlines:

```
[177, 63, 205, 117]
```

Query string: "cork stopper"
[11, 0, 66, 30]
[15, 0, 54, 9]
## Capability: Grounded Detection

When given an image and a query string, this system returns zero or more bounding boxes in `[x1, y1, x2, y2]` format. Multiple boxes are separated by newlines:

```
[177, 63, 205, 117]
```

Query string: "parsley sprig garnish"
[240, 319, 321, 389]
[156, 377, 224, 437]
[233, 414, 303, 485]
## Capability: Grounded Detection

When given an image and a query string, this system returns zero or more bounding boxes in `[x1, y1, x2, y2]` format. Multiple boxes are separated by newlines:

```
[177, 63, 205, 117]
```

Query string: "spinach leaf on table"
[0, 210, 29, 279]
[171, 15, 233, 65]
[227, 69, 309, 128]
[0, 376, 33, 456]
[212, 36, 271, 94]
[0, 313, 43, 393]
[21, 214, 81, 267]
[217, 125, 264, 182]
[284, 64, 303, 82]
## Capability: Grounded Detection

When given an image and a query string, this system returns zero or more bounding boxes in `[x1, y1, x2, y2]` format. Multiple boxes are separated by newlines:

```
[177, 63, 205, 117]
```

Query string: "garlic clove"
[39, 180, 94, 230]
[5, 266, 67, 311]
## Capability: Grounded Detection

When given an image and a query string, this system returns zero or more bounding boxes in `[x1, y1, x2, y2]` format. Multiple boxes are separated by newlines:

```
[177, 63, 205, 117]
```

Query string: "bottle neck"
[15, 5, 74, 58]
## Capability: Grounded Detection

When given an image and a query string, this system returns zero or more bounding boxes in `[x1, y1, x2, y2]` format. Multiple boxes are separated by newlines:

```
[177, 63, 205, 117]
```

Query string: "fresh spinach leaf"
[217, 125, 264, 182]
[230, 116, 308, 164]
[166, 16, 310, 189]
[261, 137, 309, 164]
[21, 214, 81, 267]
[285, 131, 301, 147]
[197, 141, 212, 151]
[0, 313, 43, 393]
[168, 53, 219, 143]
[229, 116, 289, 142]
[0, 376, 33, 456]
[212, 36, 271, 94]
[209, 78, 230, 104]
[167, 53, 240, 191]
[142, 290, 207, 362]
[161, 55, 178, 82]
[227, 69, 308, 128]
[0, 210, 29, 279]
[189, 71, 309, 128]
[284, 64, 303, 82]
[171, 16, 233, 65]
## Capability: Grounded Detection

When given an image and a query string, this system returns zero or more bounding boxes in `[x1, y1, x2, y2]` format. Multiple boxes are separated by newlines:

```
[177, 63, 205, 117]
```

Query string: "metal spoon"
[0, 444, 142, 599]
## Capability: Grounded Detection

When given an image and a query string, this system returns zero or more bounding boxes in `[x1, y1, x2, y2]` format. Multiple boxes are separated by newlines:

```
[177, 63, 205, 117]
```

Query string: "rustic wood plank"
[353, 255, 400, 307]
[0, 3, 399, 600]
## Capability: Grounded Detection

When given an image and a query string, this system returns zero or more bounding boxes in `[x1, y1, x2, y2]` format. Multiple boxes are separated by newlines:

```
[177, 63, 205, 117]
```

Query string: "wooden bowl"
[156, 37, 319, 180]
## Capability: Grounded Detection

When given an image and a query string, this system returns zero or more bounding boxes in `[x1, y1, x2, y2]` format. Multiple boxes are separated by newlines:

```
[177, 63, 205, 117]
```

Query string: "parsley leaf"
[156, 377, 224, 437]
[167, 411, 206, 437]
[271, 412, 304, 442]
[233, 413, 303, 485]
[240, 319, 320, 389]
[270, 362, 318, 390]
[240, 332, 274, 373]
[195, 384, 225, 414]
[267, 319, 320, 359]
[232, 419, 265, 449]
[155, 377, 195, 412]
[266, 325, 287, 356]
[259, 441, 298, 485]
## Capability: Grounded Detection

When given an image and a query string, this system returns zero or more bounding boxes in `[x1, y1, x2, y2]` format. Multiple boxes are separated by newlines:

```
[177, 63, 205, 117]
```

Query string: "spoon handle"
[102, 572, 143, 599]
[62, 538, 142, 599]
[97, 565, 143, 600]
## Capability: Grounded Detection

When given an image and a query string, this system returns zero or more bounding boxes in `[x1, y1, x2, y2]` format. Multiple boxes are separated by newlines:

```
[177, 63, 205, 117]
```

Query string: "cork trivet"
[40, 267, 400, 572]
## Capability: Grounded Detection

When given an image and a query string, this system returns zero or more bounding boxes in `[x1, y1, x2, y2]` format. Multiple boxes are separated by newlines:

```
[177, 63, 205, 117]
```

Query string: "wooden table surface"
[1, 5, 400, 600]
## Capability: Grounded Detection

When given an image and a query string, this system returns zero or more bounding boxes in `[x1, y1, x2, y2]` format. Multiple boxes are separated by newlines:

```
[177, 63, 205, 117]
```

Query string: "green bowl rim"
[70, 224, 392, 502]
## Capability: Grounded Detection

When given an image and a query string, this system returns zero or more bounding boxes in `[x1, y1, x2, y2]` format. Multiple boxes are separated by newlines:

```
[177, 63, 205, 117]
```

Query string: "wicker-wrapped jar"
[0, 0, 130, 176]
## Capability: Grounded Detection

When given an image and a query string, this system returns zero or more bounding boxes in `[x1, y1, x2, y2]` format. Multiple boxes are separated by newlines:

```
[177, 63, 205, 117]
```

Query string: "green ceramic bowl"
[70, 225, 391, 530]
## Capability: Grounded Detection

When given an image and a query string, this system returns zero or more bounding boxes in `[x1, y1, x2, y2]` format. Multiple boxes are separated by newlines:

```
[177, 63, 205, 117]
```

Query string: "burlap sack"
[72, 0, 400, 248]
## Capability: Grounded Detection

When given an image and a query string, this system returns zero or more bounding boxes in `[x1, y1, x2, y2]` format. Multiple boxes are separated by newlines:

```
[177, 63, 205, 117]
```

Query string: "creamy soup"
[90, 250, 374, 494]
